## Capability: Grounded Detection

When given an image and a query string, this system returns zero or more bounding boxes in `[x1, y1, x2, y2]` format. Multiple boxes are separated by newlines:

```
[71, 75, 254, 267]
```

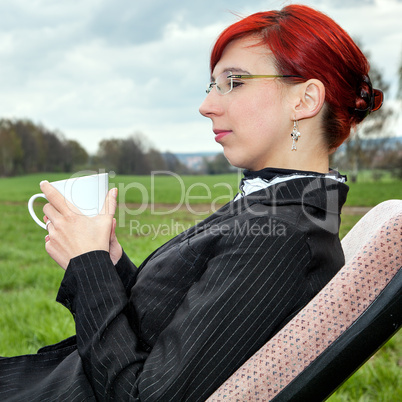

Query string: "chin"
[223, 151, 250, 170]
[228, 159, 258, 171]
[226, 159, 247, 170]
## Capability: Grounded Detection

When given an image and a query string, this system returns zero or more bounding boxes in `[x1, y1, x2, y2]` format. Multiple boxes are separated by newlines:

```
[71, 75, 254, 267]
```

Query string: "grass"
[0, 172, 400, 399]
[328, 335, 402, 401]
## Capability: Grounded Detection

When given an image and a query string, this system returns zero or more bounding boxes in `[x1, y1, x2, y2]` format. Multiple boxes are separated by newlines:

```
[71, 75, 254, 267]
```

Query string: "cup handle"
[28, 193, 48, 230]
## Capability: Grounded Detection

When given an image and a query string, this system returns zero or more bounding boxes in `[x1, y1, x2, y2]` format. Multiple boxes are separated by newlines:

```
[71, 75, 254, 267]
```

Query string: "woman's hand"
[109, 218, 123, 265]
[42, 181, 118, 270]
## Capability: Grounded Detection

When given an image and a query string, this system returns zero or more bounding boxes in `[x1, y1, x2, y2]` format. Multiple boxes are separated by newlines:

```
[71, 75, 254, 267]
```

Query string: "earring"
[290, 120, 301, 150]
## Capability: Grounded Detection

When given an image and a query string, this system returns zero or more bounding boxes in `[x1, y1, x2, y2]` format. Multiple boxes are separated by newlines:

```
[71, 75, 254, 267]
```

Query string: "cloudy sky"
[0, 0, 401, 155]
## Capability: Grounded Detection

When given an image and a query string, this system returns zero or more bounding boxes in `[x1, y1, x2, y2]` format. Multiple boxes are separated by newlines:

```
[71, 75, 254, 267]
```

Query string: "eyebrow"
[211, 67, 252, 81]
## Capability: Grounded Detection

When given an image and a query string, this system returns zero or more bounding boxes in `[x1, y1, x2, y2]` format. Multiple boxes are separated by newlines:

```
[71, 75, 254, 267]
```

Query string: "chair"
[341, 199, 402, 263]
[207, 200, 402, 401]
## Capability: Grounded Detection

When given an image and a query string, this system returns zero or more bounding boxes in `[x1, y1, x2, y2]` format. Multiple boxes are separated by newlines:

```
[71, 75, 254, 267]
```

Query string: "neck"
[251, 151, 329, 173]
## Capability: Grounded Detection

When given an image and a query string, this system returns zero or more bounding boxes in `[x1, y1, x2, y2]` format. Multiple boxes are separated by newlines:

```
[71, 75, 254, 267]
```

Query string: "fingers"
[40, 180, 80, 215]
[40, 185, 118, 271]
[42, 203, 61, 227]
[109, 218, 122, 265]
[110, 218, 117, 237]
[40, 181, 64, 212]
[101, 188, 118, 217]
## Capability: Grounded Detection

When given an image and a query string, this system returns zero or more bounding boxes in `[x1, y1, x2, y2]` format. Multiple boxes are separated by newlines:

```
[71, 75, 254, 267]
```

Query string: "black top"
[240, 167, 346, 190]
[243, 167, 331, 180]
[0, 174, 349, 402]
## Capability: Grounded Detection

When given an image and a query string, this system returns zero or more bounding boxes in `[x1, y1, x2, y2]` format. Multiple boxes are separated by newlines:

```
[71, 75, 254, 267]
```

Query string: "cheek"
[249, 96, 285, 132]
[239, 106, 274, 136]
[227, 87, 284, 134]
[229, 98, 266, 129]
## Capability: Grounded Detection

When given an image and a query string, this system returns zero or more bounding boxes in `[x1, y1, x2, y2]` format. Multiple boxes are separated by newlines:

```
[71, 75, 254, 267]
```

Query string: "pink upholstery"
[207, 201, 402, 401]
[342, 200, 402, 263]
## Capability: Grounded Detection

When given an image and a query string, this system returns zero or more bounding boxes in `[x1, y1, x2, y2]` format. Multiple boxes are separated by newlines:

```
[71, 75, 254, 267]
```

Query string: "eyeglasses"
[206, 71, 305, 95]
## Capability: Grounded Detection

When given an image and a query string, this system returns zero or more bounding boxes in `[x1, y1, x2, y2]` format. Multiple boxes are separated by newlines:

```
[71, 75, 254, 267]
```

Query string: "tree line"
[0, 118, 89, 176]
[0, 119, 189, 177]
[95, 135, 189, 175]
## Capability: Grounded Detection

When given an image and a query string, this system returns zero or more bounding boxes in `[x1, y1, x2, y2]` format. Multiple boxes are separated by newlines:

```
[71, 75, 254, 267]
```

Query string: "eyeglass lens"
[206, 71, 233, 95]
[216, 71, 232, 95]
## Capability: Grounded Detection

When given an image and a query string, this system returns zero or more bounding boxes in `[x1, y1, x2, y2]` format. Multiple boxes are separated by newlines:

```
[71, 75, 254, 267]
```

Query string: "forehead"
[212, 36, 275, 78]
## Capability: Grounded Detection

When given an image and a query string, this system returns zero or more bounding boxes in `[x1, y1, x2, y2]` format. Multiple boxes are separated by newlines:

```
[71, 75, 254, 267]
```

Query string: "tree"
[13, 119, 42, 173]
[97, 139, 122, 173]
[65, 140, 89, 171]
[333, 41, 393, 181]
[96, 134, 155, 175]
[204, 153, 233, 174]
[0, 118, 90, 175]
[117, 135, 151, 175]
[397, 45, 402, 100]
[146, 148, 167, 171]
[0, 125, 23, 176]
[163, 152, 189, 174]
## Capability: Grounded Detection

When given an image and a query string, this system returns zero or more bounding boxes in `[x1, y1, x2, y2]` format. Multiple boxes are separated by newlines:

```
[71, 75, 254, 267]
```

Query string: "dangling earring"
[291, 120, 301, 151]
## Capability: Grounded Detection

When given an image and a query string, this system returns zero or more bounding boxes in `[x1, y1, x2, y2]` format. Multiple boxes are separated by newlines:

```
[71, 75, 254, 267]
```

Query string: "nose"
[199, 90, 224, 119]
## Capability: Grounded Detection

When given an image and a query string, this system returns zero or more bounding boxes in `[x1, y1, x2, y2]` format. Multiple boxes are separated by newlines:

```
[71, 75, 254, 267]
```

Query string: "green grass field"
[0, 172, 401, 400]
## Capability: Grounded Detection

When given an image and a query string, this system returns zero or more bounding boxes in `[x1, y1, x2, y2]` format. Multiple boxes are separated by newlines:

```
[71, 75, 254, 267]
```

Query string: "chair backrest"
[207, 200, 402, 401]
[342, 200, 402, 263]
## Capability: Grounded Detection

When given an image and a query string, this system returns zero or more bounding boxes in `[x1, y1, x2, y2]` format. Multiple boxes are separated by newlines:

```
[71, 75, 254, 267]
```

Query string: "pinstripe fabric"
[0, 176, 348, 401]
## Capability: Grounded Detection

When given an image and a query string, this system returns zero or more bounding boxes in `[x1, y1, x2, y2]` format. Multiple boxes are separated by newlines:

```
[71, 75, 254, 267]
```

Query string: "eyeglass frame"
[206, 71, 383, 116]
[206, 71, 305, 95]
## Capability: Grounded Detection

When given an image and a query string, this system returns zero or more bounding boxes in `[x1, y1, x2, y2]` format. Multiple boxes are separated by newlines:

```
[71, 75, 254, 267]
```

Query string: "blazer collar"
[237, 168, 347, 200]
[172, 175, 348, 243]
[235, 175, 349, 215]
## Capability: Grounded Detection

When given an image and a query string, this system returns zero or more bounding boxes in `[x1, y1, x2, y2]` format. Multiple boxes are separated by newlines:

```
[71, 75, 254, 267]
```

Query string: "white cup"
[28, 173, 109, 230]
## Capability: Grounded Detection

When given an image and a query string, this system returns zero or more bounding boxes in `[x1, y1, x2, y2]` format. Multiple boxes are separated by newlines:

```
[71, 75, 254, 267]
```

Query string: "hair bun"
[351, 75, 383, 123]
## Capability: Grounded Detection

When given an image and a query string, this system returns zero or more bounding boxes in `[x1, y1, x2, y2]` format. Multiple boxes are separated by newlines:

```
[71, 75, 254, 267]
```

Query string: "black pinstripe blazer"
[0, 175, 348, 401]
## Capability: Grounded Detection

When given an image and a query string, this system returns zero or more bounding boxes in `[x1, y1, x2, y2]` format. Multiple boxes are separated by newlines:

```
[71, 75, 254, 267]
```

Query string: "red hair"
[210, 5, 371, 149]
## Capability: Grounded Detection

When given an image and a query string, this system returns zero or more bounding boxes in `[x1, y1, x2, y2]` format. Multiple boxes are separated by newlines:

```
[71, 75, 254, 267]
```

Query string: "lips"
[214, 129, 232, 143]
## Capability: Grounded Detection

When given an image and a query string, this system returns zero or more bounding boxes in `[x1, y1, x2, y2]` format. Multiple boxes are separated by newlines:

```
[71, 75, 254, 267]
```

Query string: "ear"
[293, 79, 325, 120]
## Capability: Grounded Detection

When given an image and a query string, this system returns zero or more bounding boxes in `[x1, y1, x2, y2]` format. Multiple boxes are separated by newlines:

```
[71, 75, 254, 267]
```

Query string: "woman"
[0, 4, 382, 401]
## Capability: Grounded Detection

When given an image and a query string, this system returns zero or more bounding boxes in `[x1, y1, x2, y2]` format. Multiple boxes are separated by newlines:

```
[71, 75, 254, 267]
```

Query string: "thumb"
[101, 188, 118, 217]
[110, 218, 117, 239]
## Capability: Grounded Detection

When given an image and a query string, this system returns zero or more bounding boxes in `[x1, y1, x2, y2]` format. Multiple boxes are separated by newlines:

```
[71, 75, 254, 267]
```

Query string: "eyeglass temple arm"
[228, 74, 305, 79]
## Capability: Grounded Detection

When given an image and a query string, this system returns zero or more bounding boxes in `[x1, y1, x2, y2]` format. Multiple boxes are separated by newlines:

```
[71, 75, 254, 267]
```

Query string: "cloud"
[87, 0, 177, 45]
